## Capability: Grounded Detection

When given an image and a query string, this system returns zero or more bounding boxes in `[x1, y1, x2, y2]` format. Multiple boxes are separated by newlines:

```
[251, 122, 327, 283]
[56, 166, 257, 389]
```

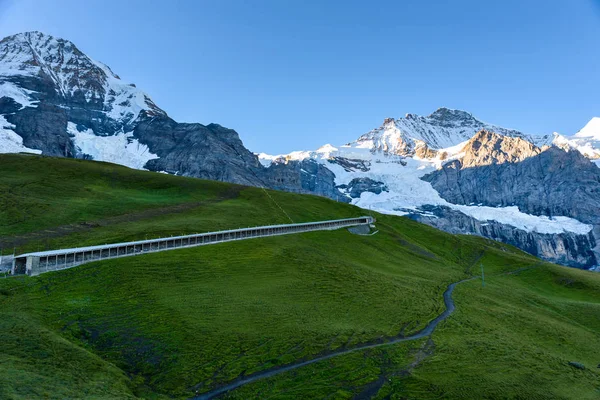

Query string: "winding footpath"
[193, 265, 539, 399]
[192, 276, 475, 400]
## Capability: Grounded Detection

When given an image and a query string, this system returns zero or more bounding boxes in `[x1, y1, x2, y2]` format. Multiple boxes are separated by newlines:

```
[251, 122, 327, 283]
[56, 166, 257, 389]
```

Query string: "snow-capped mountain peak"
[427, 107, 476, 125]
[0, 31, 165, 130]
[548, 118, 600, 164]
[353, 117, 416, 155]
[259, 108, 598, 253]
[0, 31, 269, 186]
[574, 117, 600, 140]
[349, 107, 536, 154]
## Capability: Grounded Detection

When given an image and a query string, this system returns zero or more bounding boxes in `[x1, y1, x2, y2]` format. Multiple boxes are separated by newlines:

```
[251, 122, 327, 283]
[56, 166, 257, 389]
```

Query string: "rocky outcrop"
[263, 158, 349, 201]
[458, 130, 541, 168]
[327, 156, 371, 172]
[135, 117, 265, 186]
[337, 177, 388, 198]
[414, 140, 438, 159]
[408, 205, 597, 268]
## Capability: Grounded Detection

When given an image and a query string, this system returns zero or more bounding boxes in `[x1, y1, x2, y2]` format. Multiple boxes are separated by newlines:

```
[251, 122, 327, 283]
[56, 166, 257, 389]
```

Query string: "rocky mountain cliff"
[423, 135, 600, 226]
[0, 31, 345, 197]
[420, 134, 600, 268]
[409, 205, 596, 269]
[0, 32, 259, 184]
[261, 111, 600, 269]
[456, 130, 542, 167]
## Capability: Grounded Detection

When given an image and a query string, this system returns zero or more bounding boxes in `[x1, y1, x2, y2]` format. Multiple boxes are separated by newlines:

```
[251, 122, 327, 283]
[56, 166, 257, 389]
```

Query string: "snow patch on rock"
[0, 81, 38, 109]
[550, 118, 600, 161]
[68, 122, 158, 169]
[0, 115, 41, 154]
[342, 154, 592, 235]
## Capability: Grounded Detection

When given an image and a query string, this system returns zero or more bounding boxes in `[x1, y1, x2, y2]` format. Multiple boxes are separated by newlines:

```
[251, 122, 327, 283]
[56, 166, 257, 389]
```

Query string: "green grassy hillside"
[0, 154, 599, 399]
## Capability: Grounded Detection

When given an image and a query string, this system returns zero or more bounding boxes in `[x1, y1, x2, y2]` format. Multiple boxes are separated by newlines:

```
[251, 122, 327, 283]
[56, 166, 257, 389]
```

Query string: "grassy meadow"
[0, 154, 598, 399]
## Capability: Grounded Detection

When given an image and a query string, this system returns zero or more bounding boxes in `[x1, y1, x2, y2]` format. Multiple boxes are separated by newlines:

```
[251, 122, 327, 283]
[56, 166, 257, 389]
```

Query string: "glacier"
[68, 122, 158, 170]
[260, 145, 592, 236]
[259, 108, 599, 237]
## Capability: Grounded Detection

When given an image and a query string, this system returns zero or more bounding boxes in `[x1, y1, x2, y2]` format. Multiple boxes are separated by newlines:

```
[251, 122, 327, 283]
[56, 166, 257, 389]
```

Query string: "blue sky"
[0, 0, 599, 154]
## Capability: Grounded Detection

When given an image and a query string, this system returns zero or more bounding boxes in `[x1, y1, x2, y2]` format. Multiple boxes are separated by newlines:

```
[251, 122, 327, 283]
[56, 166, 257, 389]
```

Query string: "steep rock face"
[414, 140, 438, 159]
[0, 32, 268, 188]
[7, 103, 71, 157]
[459, 130, 541, 168]
[135, 118, 265, 186]
[337, 177, 388, 198]
[263, 158, 349, 201]
[424, 144, 600, 225]
[409, 206, 597, 268]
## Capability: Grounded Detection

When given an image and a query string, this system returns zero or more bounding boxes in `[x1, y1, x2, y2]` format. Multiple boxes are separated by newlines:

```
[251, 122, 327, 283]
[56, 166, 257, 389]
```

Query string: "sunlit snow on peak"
[574, 117, 600, 140]
[0, 31, 165, 128]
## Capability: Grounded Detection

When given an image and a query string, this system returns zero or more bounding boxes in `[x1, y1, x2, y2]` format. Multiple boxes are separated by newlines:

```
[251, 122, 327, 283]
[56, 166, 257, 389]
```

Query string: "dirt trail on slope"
[192, 278, 469, 400]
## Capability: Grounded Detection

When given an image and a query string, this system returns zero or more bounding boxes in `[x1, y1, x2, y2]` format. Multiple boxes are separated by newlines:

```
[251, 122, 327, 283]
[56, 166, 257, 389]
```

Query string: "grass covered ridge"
[0, 154, 599, 399]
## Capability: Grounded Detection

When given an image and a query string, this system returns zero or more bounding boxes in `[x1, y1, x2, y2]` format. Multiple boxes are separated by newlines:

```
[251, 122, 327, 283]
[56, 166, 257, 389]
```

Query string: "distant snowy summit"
[352, 107, 537, 155]
[260, 107, 600, 166]
[551, 118, 600, 165]
[259, 108, 600, 269]
[339, 107, 599, 162]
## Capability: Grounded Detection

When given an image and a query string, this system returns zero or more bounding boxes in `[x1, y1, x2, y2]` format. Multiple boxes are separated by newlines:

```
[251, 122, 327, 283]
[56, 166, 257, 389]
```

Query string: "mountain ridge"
[260, 110, 600, 268]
